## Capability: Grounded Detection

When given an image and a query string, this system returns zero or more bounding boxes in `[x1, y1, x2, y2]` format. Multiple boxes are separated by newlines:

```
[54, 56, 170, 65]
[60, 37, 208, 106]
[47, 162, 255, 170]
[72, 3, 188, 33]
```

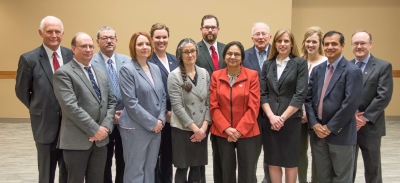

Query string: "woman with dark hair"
[167, 38, 210, 183]
[148, 23, 179, 183]
[260, 28, 308, 183]
[118, 32, 166, 183]
[209, 41, 262, 183]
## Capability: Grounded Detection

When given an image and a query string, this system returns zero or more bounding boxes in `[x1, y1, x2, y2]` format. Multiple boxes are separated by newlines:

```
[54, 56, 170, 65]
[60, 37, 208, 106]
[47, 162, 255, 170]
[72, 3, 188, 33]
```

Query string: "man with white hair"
[242, 22, 272, 183]
[16, 16, 73, 183]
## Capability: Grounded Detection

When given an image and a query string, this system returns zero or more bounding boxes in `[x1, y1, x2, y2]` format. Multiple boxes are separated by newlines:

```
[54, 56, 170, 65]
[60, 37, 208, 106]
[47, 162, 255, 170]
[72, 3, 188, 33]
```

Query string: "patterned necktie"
[210, 45, 219, 71]
[52, 52, 60, 72]
[107, 59, 120, 96]
[258, 50, 266, 69]
[318, 63, 334, 118]
[84, 66, 102, 101]
[357, 61, 364, 68]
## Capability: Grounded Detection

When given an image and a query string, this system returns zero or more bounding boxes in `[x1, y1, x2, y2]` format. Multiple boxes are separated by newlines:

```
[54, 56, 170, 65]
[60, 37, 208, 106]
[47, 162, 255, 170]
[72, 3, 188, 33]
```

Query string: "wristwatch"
[281, 114, 286, 121]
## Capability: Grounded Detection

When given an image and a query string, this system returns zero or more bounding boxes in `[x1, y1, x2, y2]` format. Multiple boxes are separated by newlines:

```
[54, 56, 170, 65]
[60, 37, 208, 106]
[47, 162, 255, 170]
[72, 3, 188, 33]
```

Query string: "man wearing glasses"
[242, 22, 272, 183]
[53, 32, 116, 183]
[91, 26, 131, 183]
[350, 30, 393, 183]
[195, 14, 226, 183]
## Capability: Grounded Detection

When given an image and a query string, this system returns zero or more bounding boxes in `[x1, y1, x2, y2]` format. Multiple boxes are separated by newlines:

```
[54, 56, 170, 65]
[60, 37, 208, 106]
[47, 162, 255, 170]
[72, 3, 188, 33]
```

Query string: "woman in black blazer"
[260, 28, 308, 183]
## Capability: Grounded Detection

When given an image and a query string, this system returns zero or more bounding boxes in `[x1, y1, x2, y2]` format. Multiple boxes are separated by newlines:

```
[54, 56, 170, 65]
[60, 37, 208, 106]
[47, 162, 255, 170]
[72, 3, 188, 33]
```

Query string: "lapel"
[60, 47, 72, 65]
[217, 42, 225, 69]
[316, 62, 327, 101]
[277, 58, 295, 89]
[71, 60, 99, 102]
[324, 57, 346, 97]
[92, 65, 104, 104]
[167, 53, 179, 71]
[150, 52, 169, 76]
[133, 61, 160, 100]
[190, 66, 206, 98]
[198, 41, 215, 70]
[269, 61, 279, 94]
[362, 55, 376, 86]
[115, 53, 128, 73]
[38, 45, 54, 86]
[249, 46, 262, 74]
[266, 43, 271, 58]
[92, 52, 107, 72]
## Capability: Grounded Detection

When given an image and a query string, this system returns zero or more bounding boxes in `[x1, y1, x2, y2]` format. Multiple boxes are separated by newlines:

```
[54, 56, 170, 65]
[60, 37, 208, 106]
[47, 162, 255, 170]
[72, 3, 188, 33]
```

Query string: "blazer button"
[192, 102, 194, 105]
[156, 104, 159, 106]
[57, 112, 59, 115]
[200, 110, 203, 113]
[193, 112, 195, 115]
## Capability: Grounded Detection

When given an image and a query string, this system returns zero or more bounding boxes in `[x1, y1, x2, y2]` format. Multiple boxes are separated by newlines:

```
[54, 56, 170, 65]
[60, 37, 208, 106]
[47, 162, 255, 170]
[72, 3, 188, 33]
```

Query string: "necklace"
[227, 67, 241, 78]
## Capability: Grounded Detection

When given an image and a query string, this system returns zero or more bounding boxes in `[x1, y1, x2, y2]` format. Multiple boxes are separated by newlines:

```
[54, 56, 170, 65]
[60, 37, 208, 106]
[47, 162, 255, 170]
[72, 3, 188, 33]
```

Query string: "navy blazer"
[148, 52, 179, 111]
[305, 57, 363, 145]
[242, 45, 271, 78]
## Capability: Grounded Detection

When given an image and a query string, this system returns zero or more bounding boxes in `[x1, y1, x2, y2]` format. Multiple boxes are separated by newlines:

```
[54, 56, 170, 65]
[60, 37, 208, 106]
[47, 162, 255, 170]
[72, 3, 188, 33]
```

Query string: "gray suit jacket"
[15, 45, 73, 144]
[350, 55, 393, 137]
[196, 40, 226, 76]
[53, 59, 117, 150]
[118, 60, 166, 131]
[168, 66, 211, 131]
[91, 51, 131, 110]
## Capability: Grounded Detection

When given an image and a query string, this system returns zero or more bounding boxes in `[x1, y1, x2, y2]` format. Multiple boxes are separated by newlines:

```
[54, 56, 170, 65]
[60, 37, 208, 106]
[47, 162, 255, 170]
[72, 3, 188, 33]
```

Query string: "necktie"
[318, 64, 333, 118]
[107, 59, 120, 97]
[258, 50, 266, 69]
[84, 66, 102, 101]
[52, 52, 60, 72]
[357, 61, 364, 68]
[210, 45, 219, 71]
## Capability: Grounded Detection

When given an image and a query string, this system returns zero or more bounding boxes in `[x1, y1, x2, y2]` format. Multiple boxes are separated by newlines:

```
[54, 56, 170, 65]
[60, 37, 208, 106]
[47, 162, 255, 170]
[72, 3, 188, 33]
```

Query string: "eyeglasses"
[202, 26, 218, 31]
[253, 32, 269, 38]
[182, 50, 197, 56]
[351, 42, 370, 47]
[226, 52, 241, 58]
[77, 44, 95, 50]
[100, 36, 116, 41]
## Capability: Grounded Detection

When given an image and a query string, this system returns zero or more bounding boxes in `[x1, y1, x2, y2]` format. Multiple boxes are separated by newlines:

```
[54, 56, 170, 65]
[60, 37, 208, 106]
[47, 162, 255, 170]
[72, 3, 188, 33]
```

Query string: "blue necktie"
[258, 50, 266, 69]
[84, 66, 102, 101]
[107, 59, 120, 96]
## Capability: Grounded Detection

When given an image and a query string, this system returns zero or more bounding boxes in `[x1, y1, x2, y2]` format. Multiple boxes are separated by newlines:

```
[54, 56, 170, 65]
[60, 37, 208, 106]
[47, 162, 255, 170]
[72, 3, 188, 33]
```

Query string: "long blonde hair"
[268, 28, 300, 60]
[300, 26, 324, 59]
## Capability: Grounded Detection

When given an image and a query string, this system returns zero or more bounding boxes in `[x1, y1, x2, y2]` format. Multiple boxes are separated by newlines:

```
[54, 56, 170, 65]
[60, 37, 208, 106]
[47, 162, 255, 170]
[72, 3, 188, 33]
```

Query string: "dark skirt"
[262, 117, 302, 167]
[171, 127, 208, 168]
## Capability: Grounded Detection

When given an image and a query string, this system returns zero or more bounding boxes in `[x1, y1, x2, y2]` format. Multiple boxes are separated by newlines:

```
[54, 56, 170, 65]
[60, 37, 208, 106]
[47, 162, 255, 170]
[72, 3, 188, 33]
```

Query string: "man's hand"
[312, 124, 328, 138]
[90, 126, 109, 141]
[114, 110, 123, 124]
[166, 111, 172, 123]
[152, 120, 163, 133]
[355, 112, 366, 131]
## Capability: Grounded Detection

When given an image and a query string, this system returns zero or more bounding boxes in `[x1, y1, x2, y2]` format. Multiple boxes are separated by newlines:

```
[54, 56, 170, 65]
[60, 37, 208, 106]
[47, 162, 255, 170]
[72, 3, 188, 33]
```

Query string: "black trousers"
[258, 113, 272, 183]
[155, 123, 173, 183]
[104, 126, 124, 183]
[353, 133, 382, 183]
[35, 138, 67, 183]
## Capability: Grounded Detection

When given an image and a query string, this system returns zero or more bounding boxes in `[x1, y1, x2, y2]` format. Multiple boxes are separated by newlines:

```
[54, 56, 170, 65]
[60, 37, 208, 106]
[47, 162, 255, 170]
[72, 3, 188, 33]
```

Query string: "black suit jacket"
[350, 55, 393, 137]
[196, 40, 226, 76]
[148, 52, 179, 111]
[305, 57, 363, 145]
[15, 45, 73, 144]
[242, 45, 271, 78]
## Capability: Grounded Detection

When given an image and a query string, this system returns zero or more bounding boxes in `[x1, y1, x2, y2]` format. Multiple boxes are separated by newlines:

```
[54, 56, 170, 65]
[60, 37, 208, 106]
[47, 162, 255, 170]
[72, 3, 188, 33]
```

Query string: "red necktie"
[210, 45, 219, 71]
[53, 52, 60, 72]
[318, 63, 333, 118]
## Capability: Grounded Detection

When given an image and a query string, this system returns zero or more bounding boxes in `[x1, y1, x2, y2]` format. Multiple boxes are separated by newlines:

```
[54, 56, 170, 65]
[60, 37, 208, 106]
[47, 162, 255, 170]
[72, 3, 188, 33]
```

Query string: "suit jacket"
[210, 67, 260, 138]
[15, 45, 73, 144]
[350, 55, 393, 137]
[91, 51, 131, 111]
[242, 45, 271, 78]
[53, 60, 117, 150]
[305, 57, 363, 145]
[196, 40, 226, 76]
[168, 66, 211, 131]
[260, 56, 308, 119]
[148, 52, 179, 111]
[118, 60, 166, 131]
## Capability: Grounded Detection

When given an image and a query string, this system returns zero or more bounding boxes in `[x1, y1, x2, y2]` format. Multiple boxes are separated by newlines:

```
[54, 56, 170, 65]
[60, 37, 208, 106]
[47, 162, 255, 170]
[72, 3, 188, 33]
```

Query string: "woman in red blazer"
[210, 41, 262, 183]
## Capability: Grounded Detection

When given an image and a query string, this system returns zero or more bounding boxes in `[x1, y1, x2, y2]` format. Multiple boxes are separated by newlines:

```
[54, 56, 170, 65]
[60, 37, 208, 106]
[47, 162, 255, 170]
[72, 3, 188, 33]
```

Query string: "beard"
[203, 34, 217, 43]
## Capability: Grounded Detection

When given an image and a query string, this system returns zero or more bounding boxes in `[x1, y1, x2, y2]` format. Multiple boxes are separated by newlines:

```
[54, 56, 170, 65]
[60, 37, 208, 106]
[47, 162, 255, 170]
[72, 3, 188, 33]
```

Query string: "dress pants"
[352, 133, 382, 183]
[259, 114, 271, 183]
[215, 135, 262, 183]
[155, 123, 173, 183]
[314, 138, 355, 183]
[63, 144, 107, 183]
[35, 138, 67, 183]
[298, 123, 318, 183]
[104, 125, 125, 183]
[210, 134, 222, 183]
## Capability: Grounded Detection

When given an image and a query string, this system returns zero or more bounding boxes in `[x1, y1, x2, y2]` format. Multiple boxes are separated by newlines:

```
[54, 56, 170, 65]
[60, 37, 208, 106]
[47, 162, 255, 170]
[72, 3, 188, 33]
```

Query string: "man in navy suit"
[91, 26, 131, 183]
[305, 31, 363, 183]
[242, 22, 272, 183]
[350, 30, 393, 183]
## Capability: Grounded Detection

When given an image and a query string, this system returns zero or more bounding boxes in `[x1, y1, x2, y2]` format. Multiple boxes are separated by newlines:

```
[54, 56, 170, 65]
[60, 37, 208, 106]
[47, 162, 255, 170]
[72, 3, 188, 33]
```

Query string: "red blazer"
[210, 67, 260, 138]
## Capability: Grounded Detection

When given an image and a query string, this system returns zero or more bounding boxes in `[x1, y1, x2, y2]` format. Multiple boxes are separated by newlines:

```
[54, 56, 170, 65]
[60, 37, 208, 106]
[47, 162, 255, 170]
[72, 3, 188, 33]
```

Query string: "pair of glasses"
[202, 26, 218, 31]
[183, 50, 197, 56]
[253, 32, 269, 37]
[351, 42, 369, 47]
[78, 45, 95, 50]
[100, 36, 116, 41]
[226, 52, 241, 58]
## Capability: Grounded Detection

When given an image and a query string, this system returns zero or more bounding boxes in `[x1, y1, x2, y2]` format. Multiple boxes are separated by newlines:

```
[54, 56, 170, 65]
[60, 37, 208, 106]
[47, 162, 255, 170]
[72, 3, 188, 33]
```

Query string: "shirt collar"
[276, 56, 290, 65]
[100, 52, 115, 64]
[355, 53, 371, 65]
[327, 55, 342, 69]
[203, 39, 218, 51]
[74, 58, 92, 69]
[42, 44, 61, 59]
[254, 44, 269, 54]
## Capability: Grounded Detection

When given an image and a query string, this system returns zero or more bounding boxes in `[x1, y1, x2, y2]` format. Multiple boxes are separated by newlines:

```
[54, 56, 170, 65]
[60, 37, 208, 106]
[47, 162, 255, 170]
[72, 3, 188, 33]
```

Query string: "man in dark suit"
[91, 26, 130, 183]
[15, 16, 72, 183]
[305, 31, 363, 183]
[53, 32, 116, 183]
[195, 14, 226, 183]
[350, 30, 393, 183]
[242, 22, 272, 183]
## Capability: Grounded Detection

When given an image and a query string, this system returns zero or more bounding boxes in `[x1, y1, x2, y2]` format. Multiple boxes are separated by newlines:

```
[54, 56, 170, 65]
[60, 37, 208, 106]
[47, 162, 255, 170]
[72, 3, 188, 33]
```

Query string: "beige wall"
[0, 0, 292, 118]
[291, 0, 400, 116]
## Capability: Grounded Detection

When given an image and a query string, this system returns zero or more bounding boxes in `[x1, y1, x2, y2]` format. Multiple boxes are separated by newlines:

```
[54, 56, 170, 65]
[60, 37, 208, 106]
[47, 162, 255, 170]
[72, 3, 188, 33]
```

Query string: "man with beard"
[195, 14, 226, 183]
[91, 26, 131, 183]
[242, 22, 272, 183]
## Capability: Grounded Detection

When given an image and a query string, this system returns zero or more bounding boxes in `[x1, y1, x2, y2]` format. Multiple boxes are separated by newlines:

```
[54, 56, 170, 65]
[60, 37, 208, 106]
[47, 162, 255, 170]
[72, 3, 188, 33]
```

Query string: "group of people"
[15, 14, 393, 183]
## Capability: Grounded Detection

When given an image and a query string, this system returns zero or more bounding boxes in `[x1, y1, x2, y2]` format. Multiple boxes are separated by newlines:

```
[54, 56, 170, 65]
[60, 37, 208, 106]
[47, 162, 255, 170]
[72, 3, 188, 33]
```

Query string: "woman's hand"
[190, 128, 206, 142]
[302, 110, 308, 123]
[268, 115, 284, 131]
[152, 120, 163, 133]
[225, 127, 241, 142]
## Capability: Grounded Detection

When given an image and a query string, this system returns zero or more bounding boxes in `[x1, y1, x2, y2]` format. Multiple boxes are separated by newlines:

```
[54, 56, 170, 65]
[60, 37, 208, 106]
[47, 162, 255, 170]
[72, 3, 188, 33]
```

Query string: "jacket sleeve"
[289, 58, 308, 109]
[15, 54, 32, 109]
[209, 72, 231, 134]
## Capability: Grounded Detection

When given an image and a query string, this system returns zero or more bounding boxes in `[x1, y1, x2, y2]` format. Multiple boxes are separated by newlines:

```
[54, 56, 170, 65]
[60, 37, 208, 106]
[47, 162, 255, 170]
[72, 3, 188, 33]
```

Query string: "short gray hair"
[39, 16, 64, 32]
[251, 22, 270, 36]
[96, 26, 116, 39]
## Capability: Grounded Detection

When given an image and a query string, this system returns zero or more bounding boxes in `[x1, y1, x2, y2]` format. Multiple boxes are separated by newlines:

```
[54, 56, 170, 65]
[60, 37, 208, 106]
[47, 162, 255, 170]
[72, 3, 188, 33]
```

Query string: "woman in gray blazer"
[167, 38, 211, 183]
[118, 32, 166, 183]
